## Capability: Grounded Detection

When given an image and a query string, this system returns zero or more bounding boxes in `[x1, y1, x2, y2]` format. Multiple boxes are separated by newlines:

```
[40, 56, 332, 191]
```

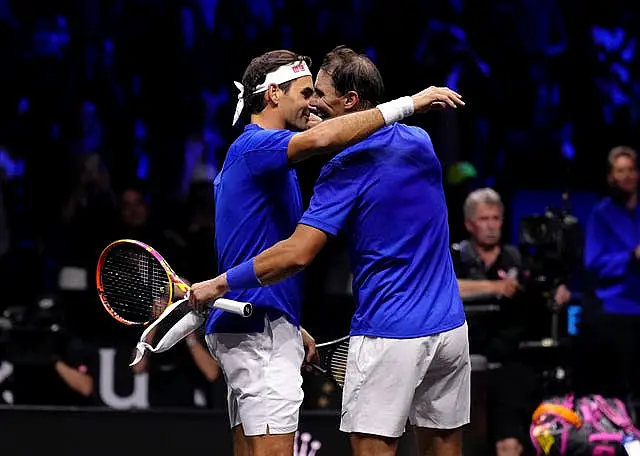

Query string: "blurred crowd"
[0, 0, 640, 450]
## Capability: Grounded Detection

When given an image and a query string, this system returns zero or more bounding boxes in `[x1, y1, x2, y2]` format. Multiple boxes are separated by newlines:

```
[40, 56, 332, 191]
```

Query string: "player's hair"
[320, 45, 384, 110]
[463, 188, 504, 221]
[241, 50, 312, 117]
[607, 145, 637, 173]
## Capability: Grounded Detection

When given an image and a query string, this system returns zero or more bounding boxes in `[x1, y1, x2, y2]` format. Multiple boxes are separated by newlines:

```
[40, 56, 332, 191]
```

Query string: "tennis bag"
[530, 394, 640, 456]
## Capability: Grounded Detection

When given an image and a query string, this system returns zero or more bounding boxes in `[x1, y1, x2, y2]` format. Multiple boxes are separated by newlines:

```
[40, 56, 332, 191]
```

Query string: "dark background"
[0, 0, 638, 452]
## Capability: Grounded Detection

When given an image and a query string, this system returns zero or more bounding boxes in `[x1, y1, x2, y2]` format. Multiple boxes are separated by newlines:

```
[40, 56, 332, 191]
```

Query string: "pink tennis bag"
[530, 394, 640, 456]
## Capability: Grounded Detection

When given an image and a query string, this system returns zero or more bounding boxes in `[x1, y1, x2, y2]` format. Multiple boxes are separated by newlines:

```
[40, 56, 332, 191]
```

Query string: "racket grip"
[211, 298, 253, 317]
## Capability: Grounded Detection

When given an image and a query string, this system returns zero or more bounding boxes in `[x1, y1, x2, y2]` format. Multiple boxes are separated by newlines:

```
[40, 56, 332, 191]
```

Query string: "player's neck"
[251, 109, 286, 130]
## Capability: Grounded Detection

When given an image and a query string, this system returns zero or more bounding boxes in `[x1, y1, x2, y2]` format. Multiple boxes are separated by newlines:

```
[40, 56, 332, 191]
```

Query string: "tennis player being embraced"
[203, 48, 464, 456]
[192, 46, 469, 456]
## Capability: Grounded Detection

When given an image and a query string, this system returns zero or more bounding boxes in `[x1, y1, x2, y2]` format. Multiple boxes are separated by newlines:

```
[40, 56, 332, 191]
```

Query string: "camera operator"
[1, 301, 97, 406]
[577, 145, 640, 401]
[452, 188, 571, 456]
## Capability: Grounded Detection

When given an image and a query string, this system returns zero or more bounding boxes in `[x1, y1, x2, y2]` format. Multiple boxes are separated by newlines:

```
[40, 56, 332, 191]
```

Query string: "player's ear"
[266, 83, 281, 106]
[344, 91, 359, 110]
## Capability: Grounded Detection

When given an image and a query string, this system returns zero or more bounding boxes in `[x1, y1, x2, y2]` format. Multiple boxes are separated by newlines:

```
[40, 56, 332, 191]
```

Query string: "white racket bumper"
[213, 298, 253, 317]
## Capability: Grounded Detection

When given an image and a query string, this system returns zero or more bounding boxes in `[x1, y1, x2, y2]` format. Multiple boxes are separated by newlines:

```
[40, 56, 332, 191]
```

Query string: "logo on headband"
[292, 62, 307, 73]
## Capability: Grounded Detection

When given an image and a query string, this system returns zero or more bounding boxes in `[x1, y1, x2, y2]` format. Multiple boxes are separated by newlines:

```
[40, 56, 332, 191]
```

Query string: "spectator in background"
[131, 326, 223, 409]
[578, 146, 640, 402]
[111, 182, 187, 271]
[453, 188, 571, 456]
[61, 152, 117, 265]
[113, 184, 156, 241]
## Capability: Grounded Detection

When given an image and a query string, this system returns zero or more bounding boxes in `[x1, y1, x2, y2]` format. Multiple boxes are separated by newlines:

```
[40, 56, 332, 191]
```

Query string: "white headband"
[232, 60, 312, 125]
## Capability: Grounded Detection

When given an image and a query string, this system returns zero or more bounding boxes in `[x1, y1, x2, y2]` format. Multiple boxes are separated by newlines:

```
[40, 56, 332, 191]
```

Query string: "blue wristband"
[226, 259, 262, 290]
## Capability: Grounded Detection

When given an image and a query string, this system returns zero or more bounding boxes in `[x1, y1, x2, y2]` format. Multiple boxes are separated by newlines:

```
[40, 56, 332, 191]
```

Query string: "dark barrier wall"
[0, 407, 352, 455]
[0, 406, 489, 456]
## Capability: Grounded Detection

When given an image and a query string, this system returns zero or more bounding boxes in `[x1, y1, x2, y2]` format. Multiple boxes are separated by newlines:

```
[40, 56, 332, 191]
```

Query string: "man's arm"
[189, 225, 328, 308]
[252, 224, 328, 285]
[457, 279, 519, 300]
[458, 279, 500, 299]
[286, 86, 464, 163]
[54, 360, 94, 397]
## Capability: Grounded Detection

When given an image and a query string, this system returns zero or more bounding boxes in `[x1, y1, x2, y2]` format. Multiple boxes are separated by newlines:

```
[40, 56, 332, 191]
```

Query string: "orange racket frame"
[96, 239, 190, 325]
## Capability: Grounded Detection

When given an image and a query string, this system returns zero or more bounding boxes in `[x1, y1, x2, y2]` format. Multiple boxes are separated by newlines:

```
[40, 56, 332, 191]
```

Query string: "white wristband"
[376, 96, 415, 125]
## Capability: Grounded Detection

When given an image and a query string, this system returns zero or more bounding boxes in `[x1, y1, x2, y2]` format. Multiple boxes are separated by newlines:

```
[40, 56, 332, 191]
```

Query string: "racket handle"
[210, 298, 253, 317]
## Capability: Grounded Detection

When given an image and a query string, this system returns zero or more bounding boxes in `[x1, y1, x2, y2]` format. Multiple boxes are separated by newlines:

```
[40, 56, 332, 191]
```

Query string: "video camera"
[0, 297, 69, 366]
[518, 204, 583, 302]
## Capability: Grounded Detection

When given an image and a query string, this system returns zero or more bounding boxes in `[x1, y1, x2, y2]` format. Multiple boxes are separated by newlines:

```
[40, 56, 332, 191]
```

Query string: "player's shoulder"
[394, 122, 429, 135]
[234, 124, 295, 153]
[330, 123, 433, 167]
[368, 122, 430, 139]
[394, 122, 433, 145]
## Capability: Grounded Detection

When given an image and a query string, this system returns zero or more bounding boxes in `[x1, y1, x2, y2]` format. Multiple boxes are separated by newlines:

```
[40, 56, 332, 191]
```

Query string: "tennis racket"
[96, 239, 252, 326]
[309, 335, 349, 387]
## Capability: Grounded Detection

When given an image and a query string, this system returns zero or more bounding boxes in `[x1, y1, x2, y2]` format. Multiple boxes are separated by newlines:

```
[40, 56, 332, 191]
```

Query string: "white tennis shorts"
[340, 322, 471, 438]
[205, 315, 304, 436]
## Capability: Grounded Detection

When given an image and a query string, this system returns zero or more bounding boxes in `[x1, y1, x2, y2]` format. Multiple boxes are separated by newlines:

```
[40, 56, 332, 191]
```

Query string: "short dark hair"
[320, 45, 384, 110]
[608, 145, 637, 173]
[240, 50, 312, 118]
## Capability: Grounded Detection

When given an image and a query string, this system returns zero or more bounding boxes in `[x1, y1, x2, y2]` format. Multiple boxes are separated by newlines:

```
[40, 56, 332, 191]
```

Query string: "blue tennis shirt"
[205, 124, 304, 334]
[299, 123, 465, 338]
[584, 197, 640, 315]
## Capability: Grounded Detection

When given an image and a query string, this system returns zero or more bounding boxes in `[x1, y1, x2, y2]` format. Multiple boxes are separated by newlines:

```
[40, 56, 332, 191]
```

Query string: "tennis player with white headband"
[232, 59, 313, 126]
[200, 49, 464, 456]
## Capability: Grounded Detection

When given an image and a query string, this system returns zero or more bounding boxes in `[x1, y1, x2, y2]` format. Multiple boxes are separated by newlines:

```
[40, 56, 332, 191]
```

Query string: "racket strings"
[320, 342, 349, 386]
[100, 245, 171, 323]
